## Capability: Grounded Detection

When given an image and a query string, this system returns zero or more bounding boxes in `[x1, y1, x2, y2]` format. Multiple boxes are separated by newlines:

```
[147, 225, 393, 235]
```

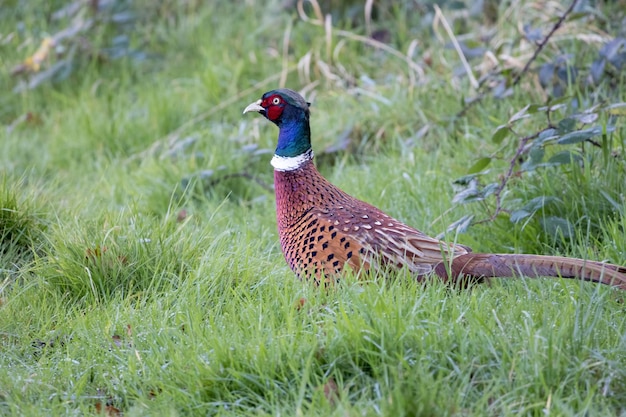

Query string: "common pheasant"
[243, 88, 626, 289]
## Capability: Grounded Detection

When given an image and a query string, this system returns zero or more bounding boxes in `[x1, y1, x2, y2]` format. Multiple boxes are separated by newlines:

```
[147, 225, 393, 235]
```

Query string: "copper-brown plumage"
[244, 88, 626, 290]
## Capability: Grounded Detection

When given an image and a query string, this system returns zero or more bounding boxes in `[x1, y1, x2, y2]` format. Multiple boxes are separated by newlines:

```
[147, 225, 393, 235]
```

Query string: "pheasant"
[243, 88, 626, 290]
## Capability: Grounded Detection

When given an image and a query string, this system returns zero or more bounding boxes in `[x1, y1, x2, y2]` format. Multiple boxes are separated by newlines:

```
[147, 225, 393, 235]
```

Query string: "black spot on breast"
[347, 251, 353, 259]
[331, 231, 337, 239]
[344, 241, 350, 249]
[322, 242, 329, 250]
[332, 260, 340, 268]
[320, 226, 326, 232]
[340, 237, 346, 243]
[327, 254, 334, 261]
[311, 251, 317, 257]
[317, 235, 323, 241]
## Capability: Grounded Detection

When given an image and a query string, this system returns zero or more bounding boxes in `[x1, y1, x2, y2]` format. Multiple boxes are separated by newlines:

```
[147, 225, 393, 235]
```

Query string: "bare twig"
[474, 129, 544, 224]
[455, 0, 580, 119]
[510, 0, 580, 88]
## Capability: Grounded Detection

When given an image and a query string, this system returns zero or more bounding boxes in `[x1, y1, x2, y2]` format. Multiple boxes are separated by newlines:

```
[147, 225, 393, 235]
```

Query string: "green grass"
[1, 1, 626, 415]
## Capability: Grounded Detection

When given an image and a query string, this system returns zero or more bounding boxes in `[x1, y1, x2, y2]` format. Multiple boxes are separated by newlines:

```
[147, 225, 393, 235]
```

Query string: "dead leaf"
[295, 298, 307, 311]
[148, 388, 162, 399]
[11, 38, 55, 75]
[177, 209, 188, 222]
[86, 245, 108, 260]
[95, 402, 122, 416]
[111, 335, 122, 348]
[322, 378, 339, 406]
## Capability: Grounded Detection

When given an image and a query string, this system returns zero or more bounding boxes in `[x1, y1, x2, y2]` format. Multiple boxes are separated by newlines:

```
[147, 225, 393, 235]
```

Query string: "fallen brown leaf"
[95, 402, 122, 416]
[322, 378, 339, 406]
[177, 209, 188, 222]
[111, 335, 122, 348]
[295, 297, 307, 311]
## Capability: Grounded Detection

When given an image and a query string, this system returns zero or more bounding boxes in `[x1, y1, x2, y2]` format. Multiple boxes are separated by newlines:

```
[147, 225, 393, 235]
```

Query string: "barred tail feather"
[434, 253, 626, 290]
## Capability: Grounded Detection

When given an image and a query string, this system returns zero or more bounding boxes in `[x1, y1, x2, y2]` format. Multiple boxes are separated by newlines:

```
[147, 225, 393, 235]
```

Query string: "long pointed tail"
[434, 253, 626, 290]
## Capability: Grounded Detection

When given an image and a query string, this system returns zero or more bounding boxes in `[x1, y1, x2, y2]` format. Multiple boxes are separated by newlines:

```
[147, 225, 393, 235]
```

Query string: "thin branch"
[455, 0, 580, 119]
[473, 129, 544, 224]
[510, 0, 580, 88]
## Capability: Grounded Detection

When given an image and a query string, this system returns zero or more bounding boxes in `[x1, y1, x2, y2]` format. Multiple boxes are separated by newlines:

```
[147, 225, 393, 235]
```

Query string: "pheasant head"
[243, 89, 313, 168]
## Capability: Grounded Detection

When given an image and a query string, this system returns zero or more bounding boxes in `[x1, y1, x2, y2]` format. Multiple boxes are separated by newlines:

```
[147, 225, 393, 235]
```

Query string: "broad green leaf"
[510, 196, 558, 223]
[492, 125, 509, 144]
[510, 209, 531, 223]
[568, 11, 590, 21]
[529, 146, 545, 162]
[590, 59, 605, 83]
[556, 126, 602, 144]
[574, 113, 598, 124]
[536, 128, 558, 144]
[547, 151, 583, 165]
[481, 182, 499, 198]
[540, 216, 574, 239]
[606, 102, 626, 115]
[538, 103, 567, 113]
[452, 187, 480, 204]
[446, 215, 474, 234]
[557, 117, 576, 133]
[509, 105, 530, 123]
[538, 63, 554, 87]
[599, 190, 622, 211]
[453, 174, 478, 186]
[467, 157, 492, 174]
[522, 147, 545, 170]
[524, 196, 557, 212]
[526, 104, 542, 114]
[548, 96, 572, 107]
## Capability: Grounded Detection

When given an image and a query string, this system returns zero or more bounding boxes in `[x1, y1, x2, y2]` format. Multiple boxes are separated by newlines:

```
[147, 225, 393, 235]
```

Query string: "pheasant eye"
[272, 97, 281, 105]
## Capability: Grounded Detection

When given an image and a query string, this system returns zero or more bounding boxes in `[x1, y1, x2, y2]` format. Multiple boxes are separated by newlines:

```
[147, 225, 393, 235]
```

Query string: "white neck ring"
[271, 149, 314, 171]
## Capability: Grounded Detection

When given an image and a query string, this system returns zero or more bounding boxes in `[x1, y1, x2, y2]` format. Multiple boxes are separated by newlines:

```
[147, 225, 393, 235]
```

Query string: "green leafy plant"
[450, 98, 625, 241]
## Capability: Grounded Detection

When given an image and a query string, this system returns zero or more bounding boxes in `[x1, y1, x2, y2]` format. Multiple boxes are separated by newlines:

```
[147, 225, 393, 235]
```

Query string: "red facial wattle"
[263, 96, 285, 122]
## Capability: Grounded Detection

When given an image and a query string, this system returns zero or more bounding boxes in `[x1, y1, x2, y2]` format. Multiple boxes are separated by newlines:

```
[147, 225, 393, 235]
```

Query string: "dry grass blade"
[433, 4, 478, 90]
[280, 20, 293, 88]
[296, 0, 425, 80]
[364, 0, 374, 36]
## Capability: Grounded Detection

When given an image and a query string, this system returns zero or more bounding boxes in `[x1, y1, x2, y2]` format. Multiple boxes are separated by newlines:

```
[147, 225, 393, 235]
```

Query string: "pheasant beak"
[243, 99, 265, 115]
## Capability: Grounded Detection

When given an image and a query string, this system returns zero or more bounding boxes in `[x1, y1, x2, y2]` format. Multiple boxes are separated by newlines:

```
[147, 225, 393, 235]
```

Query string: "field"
[1, 1, 626, 415]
